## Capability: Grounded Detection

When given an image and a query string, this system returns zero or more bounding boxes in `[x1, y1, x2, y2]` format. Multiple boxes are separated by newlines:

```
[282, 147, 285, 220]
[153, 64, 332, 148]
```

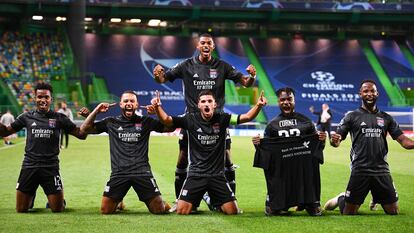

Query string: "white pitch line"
[0, 141, 25, 151]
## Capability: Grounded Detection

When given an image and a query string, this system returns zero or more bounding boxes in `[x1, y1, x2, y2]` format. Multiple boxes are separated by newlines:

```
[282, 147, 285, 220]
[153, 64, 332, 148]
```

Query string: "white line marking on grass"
[0, 141, 25, 151]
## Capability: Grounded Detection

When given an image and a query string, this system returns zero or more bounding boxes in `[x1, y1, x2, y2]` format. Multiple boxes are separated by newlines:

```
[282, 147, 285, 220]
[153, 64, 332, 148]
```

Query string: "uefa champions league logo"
[304, 71, 354, 91]
[302, 71, 359, 102]
[311, 71, 335, 83]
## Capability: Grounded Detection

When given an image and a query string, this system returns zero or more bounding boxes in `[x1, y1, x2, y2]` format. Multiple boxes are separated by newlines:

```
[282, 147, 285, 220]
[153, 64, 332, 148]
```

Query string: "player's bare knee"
[383, 204, 399, 215]
[16, 206, 29, 213]
[100, 206, 115, 214]
[221, 202, 238, 215]
[50, 206, 64, 213]
[385, 209, 399, 215]
[222, 208, 238, 215]
[148, 196, 169, 214]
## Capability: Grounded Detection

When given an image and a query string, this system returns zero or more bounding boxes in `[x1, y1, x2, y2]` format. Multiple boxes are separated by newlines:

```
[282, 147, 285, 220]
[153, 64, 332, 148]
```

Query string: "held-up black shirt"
[172, 112, 235, 176]
[254, 111, 324, 211]
[95, 115, 164, 178]
[165, 56, 243, 113]
[11, 110, 76, 168]
[336, 107, 403, 176]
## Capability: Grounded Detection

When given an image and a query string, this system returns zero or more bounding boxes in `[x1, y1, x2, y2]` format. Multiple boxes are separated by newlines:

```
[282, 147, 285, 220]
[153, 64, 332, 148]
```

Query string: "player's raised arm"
[151, 90, 174, 127]
[238, 90, 267, 124]
[80, 102, 116, 134]
[239, 64, 257, 87]
[0, 122, 16, 137]
[396, 134, 414, 149]
[153, 64, 167, 84]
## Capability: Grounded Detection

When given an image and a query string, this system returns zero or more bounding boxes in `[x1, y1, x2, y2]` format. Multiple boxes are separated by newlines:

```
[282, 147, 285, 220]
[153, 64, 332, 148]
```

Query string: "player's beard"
[122, 107, 135, 119]
[362, 97, 377, 110]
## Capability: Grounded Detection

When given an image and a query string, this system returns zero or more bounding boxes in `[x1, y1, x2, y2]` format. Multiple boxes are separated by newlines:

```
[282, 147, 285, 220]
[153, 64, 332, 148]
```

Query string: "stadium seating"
[0, 31, 67, 111]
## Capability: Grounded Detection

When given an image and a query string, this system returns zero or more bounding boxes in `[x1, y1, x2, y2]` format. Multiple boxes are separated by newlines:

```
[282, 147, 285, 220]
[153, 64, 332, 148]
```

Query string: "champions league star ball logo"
[311, 71, 335, 83]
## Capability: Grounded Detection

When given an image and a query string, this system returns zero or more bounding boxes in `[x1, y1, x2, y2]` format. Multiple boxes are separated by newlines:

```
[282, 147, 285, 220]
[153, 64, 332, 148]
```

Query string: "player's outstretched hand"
[78, 107, 90, 118]
[96, 102, 116, 113]
[317, 131, 327, 141]
[257, 90, 267, 107]
[153, 64, 165, 79]
[246, 64, 256, 77]
[252, 134, 261, 146]
[140, 105, 156, 115]
[150, 90, 162, 107]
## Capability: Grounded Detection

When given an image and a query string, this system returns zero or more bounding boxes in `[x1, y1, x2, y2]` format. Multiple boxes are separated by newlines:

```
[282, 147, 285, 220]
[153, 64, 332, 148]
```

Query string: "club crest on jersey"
[48, 119, 56, 128]
[135, 123, 142, 131]
[213, 123, 220, 134]
[376, 117, 384, 127]
[209, 69, 218, 79]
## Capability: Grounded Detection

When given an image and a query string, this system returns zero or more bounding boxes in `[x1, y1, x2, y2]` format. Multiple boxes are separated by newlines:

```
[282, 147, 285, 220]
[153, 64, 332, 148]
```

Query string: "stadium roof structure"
[0, 0, 413, 39]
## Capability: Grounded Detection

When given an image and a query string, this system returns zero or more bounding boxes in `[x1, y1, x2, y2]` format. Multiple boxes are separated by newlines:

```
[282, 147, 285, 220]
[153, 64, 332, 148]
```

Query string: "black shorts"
[16, 167, 63, 196]
[179, 128, 231, 150]
[345, 175, 398, 205]
[103, 176, 161, 202]
[179, 175, 236, 207]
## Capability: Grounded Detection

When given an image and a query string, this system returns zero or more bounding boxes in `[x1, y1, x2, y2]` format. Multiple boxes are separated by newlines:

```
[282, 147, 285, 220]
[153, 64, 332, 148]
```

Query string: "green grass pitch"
[0, 135, 413, 232]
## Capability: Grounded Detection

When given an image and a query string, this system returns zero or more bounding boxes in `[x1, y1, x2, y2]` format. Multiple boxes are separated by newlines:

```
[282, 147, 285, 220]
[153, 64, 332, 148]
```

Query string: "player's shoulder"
[343, 108, 361, 118]
[216, 58, 233, 68]
[267, 114, 283, 128]
[377, 110, 395, 121]
[294, 112, 312, 122]
[54, 111, 67, 119]
[268, 114, 283, 123]
[18, 110, 32, 117]
[139, 115, 157, 123]
[183, 57, 195, 65]
[170, 58, 192, 69]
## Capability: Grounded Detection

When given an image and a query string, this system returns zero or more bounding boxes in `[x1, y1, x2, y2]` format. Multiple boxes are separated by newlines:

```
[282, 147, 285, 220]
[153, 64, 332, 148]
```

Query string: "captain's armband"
[230, 114, 240, 125]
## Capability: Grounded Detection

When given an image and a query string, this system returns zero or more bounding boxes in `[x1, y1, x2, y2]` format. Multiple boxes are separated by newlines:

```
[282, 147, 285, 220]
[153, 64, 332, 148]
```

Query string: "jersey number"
[278, 129, 300, 137]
